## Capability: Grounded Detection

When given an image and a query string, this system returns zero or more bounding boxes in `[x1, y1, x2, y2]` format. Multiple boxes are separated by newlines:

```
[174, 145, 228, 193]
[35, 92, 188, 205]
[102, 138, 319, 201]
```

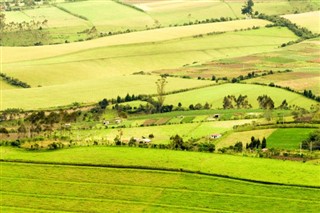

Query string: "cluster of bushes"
[170, 16, 239, 28]
[258, 13, 318, 39]
[218, 141, 243, 153]
[301, 130, 320, 151]
[0, 73, 30, 88]
[231, 70, 292, 83]
[112, 134, 215, 153]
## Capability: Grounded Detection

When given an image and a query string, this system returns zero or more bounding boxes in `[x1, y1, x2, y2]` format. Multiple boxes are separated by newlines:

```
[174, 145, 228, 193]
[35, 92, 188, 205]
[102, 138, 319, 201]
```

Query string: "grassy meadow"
[2, 162, 320, 213]
[164, 83, 318, 109]
[2, 146, 320, 187]
[267, 128, 317, 150]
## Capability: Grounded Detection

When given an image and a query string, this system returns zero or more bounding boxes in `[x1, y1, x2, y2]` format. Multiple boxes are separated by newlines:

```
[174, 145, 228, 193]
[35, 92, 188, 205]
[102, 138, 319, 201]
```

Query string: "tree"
[156, 76, 168, 112]
[261, 137, 267, 149]
[211, 75, 216, 81]
[278, 99, 288, 109]
[223, 95, 236, 109]
[170, 134, 184, 150]
[241, 0, 254, 17]
[257, 95, 274, 109]
[98, 98, 109, 109]
[124, 93, 132, 102]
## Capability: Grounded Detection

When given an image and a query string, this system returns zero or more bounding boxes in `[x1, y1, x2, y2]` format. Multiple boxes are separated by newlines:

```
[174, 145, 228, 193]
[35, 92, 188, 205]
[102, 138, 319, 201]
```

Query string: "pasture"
[164, 83, 318, 109]
[267, 128, 316, 150]
[1, 146, 320, 186]
[2, 162, 320, 212]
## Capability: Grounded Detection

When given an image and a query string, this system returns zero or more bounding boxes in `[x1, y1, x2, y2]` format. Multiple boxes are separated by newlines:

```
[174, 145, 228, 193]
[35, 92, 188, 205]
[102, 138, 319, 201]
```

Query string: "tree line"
[0, 73, 31, 88]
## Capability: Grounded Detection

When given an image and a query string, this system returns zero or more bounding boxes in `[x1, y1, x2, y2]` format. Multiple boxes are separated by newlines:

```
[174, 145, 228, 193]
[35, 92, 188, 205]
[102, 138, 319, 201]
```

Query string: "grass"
[164, 83, 318, 109]
[2, 162, 320, 213]
[282, 11, 320, 34]
[216, 129, 276, 149]
[1, 146, 320, 187]
[267, 128, 316, 150]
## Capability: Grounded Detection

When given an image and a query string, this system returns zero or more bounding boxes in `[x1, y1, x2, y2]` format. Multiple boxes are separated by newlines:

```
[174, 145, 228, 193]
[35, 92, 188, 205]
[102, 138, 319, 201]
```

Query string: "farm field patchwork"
[2, 27, 299, 109]
[2, 162, 320, 213]
[2, 18, 270, 63]
[66, 119, 253, 144]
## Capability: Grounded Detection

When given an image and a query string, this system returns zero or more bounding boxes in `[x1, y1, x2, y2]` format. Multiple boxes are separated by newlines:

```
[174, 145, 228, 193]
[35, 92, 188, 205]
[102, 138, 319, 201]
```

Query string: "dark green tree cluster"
[258, 13, 317, 39]
[246, 136, 267, 149]
[169, 134, 215, 152]
[241, 0, 254, 16]
[302, 130, 320, 151]
[223, 95, 251, 109]
[257, 95, 274, 109]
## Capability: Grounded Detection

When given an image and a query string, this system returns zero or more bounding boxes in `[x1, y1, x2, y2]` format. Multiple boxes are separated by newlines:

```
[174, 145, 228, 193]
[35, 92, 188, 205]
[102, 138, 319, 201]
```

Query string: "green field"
[2, 162, 319, 213]
[267, 128, 317, 150]
[164, 83, 318, 109]
[1, 146, 320, 187]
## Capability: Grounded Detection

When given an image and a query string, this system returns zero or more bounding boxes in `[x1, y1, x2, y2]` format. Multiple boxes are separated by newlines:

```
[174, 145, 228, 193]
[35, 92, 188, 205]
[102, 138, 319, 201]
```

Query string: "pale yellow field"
[1, 76, 212, 110]
[282, 11, 320, 34]
[216, 129, 277, 149]
[2, 19, 270, 63]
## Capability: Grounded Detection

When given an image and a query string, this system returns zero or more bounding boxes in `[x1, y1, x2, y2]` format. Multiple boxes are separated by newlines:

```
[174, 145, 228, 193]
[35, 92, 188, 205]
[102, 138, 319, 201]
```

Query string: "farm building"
[210, 133, 222, 139]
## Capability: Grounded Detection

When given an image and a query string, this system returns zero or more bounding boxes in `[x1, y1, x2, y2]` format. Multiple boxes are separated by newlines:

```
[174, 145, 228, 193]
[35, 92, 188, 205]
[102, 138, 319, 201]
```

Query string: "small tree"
[170, 134, 184, 150]
[261, 137, 267, 149]
[156, 76, 168, 112]
[241, 0, 254, 17]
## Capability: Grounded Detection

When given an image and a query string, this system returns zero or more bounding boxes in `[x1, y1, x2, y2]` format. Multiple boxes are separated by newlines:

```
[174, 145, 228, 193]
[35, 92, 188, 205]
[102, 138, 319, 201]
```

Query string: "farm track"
[2, 159, 320, 189]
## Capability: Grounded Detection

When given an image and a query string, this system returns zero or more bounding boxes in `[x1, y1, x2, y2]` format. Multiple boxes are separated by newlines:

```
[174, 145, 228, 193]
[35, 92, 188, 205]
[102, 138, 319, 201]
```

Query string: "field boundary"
[2, 159, 320, 189]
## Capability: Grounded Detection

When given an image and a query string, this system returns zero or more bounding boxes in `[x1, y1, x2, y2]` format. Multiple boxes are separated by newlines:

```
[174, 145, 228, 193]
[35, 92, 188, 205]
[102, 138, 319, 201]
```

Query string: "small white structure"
[210, 133, 221, 139]
[142, 138, 151, 143]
